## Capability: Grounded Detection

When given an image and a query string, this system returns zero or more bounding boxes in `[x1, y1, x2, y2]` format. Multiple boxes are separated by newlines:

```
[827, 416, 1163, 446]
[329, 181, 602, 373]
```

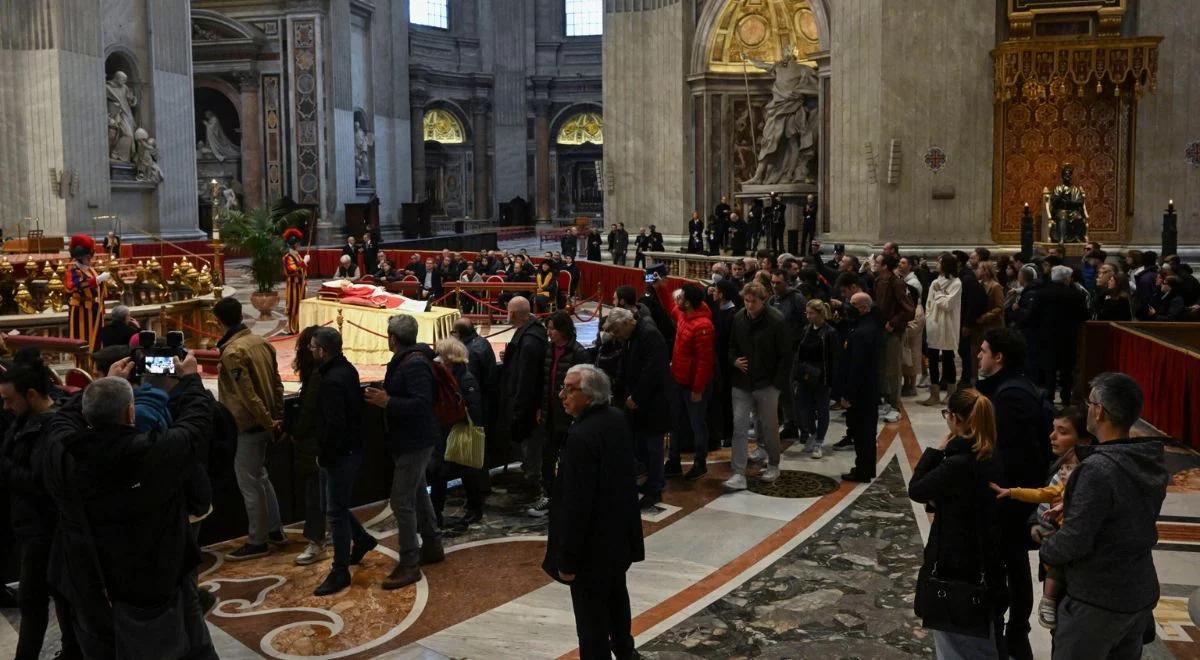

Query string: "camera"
[131, 330, 187, 377]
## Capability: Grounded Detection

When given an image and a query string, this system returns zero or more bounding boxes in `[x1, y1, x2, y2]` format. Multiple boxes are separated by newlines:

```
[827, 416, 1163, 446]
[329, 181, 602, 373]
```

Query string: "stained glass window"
[556, 112, 603, 146]
[411, 0, 448, 29]
[565, 0, 602, 36]
[423, 108, 464, 144]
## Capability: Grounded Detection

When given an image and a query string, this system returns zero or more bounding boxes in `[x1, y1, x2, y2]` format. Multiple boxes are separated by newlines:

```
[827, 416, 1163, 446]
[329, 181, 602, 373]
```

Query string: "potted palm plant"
[219, 200, 311, 320]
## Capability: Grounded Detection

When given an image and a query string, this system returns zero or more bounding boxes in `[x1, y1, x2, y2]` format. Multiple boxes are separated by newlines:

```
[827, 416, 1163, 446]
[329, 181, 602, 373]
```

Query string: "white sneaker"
[722, 473, 748, 491]
[878, 403, 893, 416]
[749, 447, 768, 464]
[810, 445, 823, 459]
[760, 466, 780, 483]
[294, 542, 325, 566]
[883, 410, 902, 423]
[526, 496, 551, 518]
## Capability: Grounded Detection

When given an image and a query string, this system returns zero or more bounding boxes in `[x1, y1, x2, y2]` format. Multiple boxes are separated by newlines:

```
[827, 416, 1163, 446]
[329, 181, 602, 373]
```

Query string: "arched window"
[556, 112, 603, 146]
[411, 0, 448, 29]
[565, 0, 602, 36]
[423, 108, 464, 144]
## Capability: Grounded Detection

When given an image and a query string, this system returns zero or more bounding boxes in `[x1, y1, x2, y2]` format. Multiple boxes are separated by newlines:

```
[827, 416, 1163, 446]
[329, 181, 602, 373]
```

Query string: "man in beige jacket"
[213, 297, 286, 560]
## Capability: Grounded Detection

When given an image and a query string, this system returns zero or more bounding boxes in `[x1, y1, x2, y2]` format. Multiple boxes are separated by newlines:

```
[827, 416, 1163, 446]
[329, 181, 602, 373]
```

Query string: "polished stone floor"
[5, 388, 1197, 659]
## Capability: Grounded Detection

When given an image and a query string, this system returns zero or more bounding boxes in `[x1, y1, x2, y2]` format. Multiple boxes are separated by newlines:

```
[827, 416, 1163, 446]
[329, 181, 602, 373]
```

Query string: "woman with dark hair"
[921, 254, 962, 406]
[528, 311, 591, 516]
[534, 261, 558, 313]
[1095, 267, 1134, 321]
[909, 388, 1007, 658]
[289, 325, 329, 566]
[0, 354, 82, 659]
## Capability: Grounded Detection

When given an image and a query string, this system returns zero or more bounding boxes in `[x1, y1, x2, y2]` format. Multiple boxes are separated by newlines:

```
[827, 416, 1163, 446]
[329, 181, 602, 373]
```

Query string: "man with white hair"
[97, 304, 138, 348]
[335, 254, 358, 279]
[1027, 264, 1089, 404]
[542, 364, 644, 660]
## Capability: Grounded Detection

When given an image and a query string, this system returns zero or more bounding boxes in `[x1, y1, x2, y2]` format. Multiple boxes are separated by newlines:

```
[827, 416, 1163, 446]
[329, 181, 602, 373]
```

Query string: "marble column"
[814, 52, 831, 234]
[533, 99, 551, 223]
[236, 72, 264, 210]
[409, 87, 428, 202]
[471, 97, 490, 219]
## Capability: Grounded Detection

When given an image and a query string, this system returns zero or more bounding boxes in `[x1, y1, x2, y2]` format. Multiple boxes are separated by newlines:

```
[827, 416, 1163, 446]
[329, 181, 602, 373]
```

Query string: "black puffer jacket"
[1041, 438, 1167, 613]
[382, 344, 439, 455]
[621, 316, 670, 433]
[793, 322, 839, 388]
[0, 410, 58, 538]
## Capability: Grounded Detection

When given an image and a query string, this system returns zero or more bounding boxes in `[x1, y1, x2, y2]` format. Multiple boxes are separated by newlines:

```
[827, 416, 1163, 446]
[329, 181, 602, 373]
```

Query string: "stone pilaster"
[409, 86, 428, 203]
[235, 71, 263, 210]
[471, 96, 491, 219]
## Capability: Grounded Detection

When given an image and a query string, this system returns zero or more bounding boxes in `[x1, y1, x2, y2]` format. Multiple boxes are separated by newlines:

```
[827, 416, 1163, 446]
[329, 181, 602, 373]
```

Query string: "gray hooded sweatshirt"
[1040, 437, 1168, 613]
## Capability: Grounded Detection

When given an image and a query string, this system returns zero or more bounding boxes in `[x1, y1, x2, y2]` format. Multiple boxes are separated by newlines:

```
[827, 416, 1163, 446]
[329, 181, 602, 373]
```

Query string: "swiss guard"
[65, 234, 111, 351]
[282, 228, 309, 334]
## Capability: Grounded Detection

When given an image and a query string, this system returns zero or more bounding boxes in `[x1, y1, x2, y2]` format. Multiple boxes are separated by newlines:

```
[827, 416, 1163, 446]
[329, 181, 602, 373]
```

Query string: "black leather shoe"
[382, 564, 422, 590]
[349, 536, 378, 566]
[841, 471, 873, 483]
[663, 459, 683, 478]
[638, 493, 662, 510]
[313, 568, 351, 596]
[779, 423, 800, 439]
[456, 509, 484, 526]
[684, 463, 708, 481]
[419, 539, 445, 565]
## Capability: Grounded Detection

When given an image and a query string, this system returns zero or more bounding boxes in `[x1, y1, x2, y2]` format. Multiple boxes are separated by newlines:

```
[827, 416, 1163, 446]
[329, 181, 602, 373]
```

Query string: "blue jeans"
[795, 381, 831, 446]
[669, 381, 710, 464]
[322, 453, 374, 569]
[634, 428, 665, 497]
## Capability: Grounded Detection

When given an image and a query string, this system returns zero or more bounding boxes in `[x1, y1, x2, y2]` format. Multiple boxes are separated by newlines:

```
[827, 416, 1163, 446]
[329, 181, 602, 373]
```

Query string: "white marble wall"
[1133, 0, 1200, 247]
[827, 0, 995, 247]
[602, 0, 691, 236]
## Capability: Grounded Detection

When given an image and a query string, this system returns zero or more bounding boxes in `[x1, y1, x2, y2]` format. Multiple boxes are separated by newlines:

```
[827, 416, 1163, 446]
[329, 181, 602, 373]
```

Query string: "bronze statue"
[1042, 164, 1089, 243]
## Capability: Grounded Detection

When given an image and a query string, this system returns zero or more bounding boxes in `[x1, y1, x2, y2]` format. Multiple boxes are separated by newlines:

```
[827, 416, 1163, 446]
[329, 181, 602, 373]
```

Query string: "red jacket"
[668, 301, 716, 394]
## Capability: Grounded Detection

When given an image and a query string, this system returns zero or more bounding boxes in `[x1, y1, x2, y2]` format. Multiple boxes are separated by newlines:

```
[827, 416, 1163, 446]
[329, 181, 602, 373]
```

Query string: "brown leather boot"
[382, 564, 422, 590]
[919, 385, 941, 406]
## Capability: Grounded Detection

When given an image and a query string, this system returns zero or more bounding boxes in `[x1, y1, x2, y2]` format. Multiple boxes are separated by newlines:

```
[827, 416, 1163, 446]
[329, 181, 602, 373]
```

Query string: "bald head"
[850, 292, 873, 315]
[507, 296, 531, 325]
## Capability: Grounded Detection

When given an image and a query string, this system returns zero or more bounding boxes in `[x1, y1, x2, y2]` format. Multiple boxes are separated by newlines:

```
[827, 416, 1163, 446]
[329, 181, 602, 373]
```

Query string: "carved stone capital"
[531, 98, 552, 117]
[232, 71, 260, 92]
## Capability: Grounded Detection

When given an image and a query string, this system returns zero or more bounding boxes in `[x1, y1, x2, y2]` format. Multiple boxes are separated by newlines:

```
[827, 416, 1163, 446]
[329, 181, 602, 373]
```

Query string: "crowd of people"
[0, 231, 1186, 659]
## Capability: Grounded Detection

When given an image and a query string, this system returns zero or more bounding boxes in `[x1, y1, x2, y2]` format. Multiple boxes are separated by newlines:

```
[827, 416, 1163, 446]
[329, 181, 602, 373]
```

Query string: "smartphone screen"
[144, 355, 175, 375]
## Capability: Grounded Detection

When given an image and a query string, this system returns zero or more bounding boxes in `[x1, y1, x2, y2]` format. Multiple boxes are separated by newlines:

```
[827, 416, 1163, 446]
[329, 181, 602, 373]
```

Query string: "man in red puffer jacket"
[661, 283, 716, 480]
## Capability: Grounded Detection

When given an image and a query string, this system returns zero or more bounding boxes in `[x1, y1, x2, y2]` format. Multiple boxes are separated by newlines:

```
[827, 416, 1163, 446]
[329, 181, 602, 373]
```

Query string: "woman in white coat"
[921, 253, 962, 406]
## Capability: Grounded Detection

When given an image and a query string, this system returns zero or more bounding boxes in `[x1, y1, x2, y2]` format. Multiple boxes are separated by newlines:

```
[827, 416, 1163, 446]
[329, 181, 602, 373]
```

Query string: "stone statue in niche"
[202, 110, 239, 162]
[1042, 163, 1089, 243]
[133, 129, 163, 185]
[355, 121, 374, 185]
[196, 141, 215, 159]
[219, 185, 239, 212]
[742, 50, 819, 185]
[106, 71, 138, 163]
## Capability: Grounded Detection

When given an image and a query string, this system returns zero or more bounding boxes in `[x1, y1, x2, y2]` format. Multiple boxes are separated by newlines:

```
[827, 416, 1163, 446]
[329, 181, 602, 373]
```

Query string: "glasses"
[940, 409, 951, 419]
[560, 384, 583, 395]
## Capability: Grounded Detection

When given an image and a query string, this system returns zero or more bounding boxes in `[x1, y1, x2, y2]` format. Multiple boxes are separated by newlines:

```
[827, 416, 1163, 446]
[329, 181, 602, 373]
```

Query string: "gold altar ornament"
[706, 0, 819, 74]
[993, 37, 1160, 102]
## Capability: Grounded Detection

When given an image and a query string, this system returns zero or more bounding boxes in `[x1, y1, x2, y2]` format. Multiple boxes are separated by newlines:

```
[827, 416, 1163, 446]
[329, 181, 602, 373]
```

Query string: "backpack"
[404, 352, 467, 427]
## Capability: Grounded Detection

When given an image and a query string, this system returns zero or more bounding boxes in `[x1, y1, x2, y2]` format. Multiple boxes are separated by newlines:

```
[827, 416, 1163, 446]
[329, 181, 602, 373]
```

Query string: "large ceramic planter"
[249, 290, 280, 321]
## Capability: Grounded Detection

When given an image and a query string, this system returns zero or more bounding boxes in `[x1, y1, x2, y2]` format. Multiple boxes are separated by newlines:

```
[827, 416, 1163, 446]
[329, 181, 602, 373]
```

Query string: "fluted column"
[471, 97, 490, 219]
[235, 72, 263, 209]
[533, 99, 551, 223]
[409, 87, 428, 202]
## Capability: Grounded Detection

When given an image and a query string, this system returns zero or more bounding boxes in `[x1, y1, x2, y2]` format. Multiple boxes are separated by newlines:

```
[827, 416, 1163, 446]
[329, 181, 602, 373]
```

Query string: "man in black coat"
[647, 225, 665, 252]
[453, 318, 498, 423]
[1028, 265, 1089, 404]
[500, 297, 548, 490]
[800, 194, 817, 256]
[361, 232, 379, 274]
[42, 358, 216, 659]
[96, 305, 138, 349]
[768, 194, 786, 254]
[687, 213, 705, 254]
[714, 195, 731, 250]
[975, 327, 1051, 659]
[728, 212, 748, 256]
[543, 364, 644, 660]
[955, 250, 986, 387]
[560, 227, 578, 259]
[341, 235, 362, 262]
[586, 229, 603, 262]
[706, 279, 740, 448]
[307, 327, 376, 596]
[836, 293, 883, 482]
[364, 315, 444, 590]
[605, 307, 670, 509]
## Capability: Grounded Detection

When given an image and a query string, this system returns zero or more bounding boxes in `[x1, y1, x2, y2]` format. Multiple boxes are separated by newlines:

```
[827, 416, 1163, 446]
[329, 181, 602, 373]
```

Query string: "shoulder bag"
[445, 412, 486, 469]
[913, 459, 996, 639]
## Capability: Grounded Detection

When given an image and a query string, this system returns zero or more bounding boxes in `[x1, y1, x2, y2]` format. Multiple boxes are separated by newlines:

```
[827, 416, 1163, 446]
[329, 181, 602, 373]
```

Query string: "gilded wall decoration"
[423, 109, 465, 144]
[288, 16, 322, 207]
[994, 86, 1131, 242]
[708, 0, 818, 74]
[556, 112, 603, 146]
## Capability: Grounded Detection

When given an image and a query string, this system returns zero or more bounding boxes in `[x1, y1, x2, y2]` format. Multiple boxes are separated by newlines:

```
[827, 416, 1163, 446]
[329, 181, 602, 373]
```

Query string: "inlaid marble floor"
[3, 389, 1198, 659]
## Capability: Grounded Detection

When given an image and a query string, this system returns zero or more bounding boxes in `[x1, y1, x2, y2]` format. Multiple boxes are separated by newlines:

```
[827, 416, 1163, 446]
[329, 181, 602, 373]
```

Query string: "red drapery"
[1111, 328, 1200, 448]
[574, 261, 692, 304]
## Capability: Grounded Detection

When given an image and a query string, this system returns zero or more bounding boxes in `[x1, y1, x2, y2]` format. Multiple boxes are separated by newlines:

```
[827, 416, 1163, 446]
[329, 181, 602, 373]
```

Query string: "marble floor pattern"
[4, 389, 1199, 658]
